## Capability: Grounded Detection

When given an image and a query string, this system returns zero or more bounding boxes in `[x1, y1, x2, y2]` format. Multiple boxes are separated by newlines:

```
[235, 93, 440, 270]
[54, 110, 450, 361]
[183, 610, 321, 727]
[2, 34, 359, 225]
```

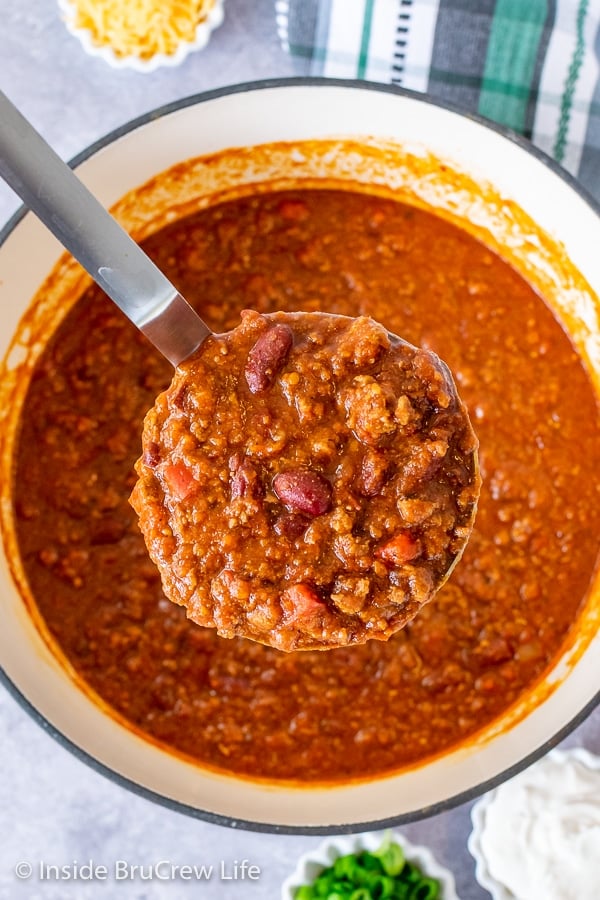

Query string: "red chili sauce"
[13, 190, 600, 782]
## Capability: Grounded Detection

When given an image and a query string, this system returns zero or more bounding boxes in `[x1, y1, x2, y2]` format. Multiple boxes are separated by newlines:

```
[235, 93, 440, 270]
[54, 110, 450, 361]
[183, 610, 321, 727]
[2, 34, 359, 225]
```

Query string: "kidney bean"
[274, 511, 310, 539]
[142, 441, 160, 468]
[245, 323, 293, 393]
[474, 627, 513, 665]
[229, 453, 262, 500]
[359, 449, 390, 496]
[170, 384, 189, 411]
[273, 468, 332, 516]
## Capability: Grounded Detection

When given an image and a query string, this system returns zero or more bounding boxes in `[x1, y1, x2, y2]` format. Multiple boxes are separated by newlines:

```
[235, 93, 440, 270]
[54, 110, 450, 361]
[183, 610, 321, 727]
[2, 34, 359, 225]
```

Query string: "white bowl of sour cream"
[468, 747, 600, 900]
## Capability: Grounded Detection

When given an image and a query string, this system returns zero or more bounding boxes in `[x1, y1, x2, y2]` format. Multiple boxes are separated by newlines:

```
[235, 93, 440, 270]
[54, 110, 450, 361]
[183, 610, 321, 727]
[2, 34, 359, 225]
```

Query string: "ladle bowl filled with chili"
[0, 81, 599, 831]
[131, 309, 480, 652]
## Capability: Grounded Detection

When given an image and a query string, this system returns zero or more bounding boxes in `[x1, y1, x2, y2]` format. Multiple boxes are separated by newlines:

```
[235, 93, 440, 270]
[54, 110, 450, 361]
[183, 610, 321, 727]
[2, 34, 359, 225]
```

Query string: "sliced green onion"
[334, 855, 364, 881]
[358, 852, 384, 872]
[391, 883, 412, 900]
[294, 886, 315, 900]
[373, 834, 405, 877]
[409, 877, 440, 900]
[293, 837, 442, 900]
[399, 862, 422, 885]
[370, 874, 397, 898]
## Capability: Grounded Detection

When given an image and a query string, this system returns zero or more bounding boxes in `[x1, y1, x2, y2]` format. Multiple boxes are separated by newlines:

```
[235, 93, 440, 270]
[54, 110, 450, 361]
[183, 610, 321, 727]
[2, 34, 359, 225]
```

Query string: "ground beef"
[130, 310, 480, 650]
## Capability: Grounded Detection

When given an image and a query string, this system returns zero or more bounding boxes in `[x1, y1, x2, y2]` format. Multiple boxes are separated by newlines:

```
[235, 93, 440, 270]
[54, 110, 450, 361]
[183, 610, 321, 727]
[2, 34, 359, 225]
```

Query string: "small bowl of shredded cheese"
[468, 747, 600, 900]
[58, 0, 225, 71]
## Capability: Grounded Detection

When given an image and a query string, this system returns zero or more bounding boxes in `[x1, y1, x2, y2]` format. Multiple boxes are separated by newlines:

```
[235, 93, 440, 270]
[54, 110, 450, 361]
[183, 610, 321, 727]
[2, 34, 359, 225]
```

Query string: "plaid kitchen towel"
[275, 0, 600, 200]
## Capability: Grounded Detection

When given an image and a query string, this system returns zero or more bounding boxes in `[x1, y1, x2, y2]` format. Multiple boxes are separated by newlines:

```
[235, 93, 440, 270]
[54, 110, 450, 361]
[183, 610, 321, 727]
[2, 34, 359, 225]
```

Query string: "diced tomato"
[161, 462, 198, 501]
[376, 532, 421, 566]
[281, 583, 323, 619]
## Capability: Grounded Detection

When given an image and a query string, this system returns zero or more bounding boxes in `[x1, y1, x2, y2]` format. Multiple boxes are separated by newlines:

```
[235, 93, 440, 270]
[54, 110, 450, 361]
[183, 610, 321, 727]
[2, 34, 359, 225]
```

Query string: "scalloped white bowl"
[58, 0, 225, 71]
[281, 830, 459, 899]
[0, 81, 599, 831]
[468, 747, 600, 900]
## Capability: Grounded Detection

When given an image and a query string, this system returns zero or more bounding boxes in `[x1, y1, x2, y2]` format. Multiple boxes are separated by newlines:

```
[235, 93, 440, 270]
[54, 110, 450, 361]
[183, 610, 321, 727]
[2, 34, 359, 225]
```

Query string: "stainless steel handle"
[0, 90, 211, 366]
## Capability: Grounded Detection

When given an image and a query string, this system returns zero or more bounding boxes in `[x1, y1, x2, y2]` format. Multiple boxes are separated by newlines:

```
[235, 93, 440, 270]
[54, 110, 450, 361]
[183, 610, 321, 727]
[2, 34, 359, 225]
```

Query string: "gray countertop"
[1, 2, 598, 898]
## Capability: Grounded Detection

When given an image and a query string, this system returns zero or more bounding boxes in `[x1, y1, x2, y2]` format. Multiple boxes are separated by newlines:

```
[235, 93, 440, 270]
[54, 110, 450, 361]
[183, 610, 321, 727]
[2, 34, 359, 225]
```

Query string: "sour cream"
[477, 751, 600, 900]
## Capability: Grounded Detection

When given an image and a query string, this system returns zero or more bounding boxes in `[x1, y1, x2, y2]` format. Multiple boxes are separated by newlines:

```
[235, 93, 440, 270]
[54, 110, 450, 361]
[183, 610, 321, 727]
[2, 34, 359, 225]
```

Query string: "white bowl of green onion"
[281, 830, 459, 899]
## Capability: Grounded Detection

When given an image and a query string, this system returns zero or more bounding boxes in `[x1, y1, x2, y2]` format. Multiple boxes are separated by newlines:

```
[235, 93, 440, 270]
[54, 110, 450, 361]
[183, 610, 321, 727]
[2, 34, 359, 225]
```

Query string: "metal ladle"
[0, 90, 211, 366]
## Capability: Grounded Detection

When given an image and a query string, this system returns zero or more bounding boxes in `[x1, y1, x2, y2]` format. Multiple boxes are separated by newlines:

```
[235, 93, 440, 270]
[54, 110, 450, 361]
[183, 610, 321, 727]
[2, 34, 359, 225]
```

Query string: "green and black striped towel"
[275, 0, 600, 201]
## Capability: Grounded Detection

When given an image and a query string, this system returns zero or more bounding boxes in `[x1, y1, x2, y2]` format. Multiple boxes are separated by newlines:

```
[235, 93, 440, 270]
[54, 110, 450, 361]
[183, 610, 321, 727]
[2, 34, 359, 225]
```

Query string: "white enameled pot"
[0, 80, 598, 832]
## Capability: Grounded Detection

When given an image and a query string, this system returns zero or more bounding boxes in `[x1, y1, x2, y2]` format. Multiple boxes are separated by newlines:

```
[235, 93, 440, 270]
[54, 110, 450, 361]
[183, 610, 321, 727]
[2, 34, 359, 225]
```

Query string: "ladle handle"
[0, 90, 211, 366]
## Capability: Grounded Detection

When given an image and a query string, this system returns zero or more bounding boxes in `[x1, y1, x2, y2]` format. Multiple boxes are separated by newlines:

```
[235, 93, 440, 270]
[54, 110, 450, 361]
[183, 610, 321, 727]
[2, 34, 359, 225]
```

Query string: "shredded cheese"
[69, 0, 217, 59]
